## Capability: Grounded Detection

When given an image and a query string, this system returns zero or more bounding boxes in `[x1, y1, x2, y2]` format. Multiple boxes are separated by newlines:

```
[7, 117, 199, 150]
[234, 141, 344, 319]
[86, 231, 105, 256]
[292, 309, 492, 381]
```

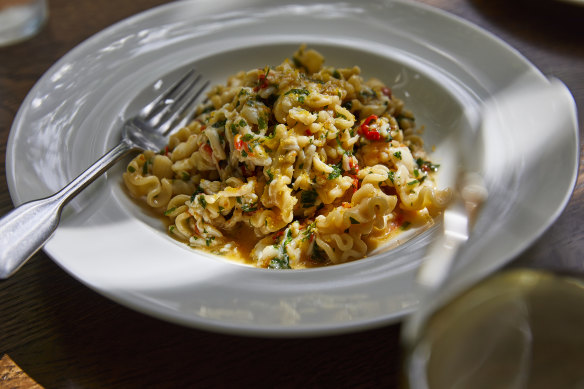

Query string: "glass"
[0, 0, 47, 46]
[406, 268, 584, 388]
[402, 76, 579, 389]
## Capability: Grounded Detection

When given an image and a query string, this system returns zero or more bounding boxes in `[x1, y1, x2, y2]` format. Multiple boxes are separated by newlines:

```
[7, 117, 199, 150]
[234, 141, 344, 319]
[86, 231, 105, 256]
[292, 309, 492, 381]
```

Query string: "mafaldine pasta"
[123, 46, 451, 269]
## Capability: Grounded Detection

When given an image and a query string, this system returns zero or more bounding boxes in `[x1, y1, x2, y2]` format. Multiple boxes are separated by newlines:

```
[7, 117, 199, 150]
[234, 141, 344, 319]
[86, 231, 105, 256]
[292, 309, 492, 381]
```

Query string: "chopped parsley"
[269, 256, 291, 269]
[212, 119, 227, 128]
[198, 195, 207, 209]
[301, 189, 318, 208]
[416, 158, 440, 172]
[349, 216, 360, 224]
[190, 186, 204, 202]
[284, 88, 310, 96]
[241, 203, 257, 213]
[302, 222, 316, 241]
[269, 229, 293, 269]
[142, 158, 152, 175]
[393, 151, 402, 160]
[311, 244, 326, 263]
[327, 162, 343, 180]
[258, 116, 267, 130]
[283, 229, 293, 246]
[359, 88, 376, 99]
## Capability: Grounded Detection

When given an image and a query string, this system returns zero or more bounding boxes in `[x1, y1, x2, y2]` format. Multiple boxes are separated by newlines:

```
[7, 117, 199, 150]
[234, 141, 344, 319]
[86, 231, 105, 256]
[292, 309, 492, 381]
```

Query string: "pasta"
[123, 46, 451, 269]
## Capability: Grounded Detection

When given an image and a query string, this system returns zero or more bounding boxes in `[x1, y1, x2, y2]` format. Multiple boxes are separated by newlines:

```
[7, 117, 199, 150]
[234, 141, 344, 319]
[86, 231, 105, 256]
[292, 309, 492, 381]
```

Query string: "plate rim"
[5, 0, 579, 337]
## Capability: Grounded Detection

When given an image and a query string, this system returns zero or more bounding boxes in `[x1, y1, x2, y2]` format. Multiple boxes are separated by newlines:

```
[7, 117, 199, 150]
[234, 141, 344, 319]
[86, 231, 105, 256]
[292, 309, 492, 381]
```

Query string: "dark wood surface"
[1, 0, 582, 387]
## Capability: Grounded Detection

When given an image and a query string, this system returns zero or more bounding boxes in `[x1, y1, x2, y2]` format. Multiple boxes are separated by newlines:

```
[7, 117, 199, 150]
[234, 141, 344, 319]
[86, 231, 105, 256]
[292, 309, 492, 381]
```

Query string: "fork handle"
[0, 140, 133, 279]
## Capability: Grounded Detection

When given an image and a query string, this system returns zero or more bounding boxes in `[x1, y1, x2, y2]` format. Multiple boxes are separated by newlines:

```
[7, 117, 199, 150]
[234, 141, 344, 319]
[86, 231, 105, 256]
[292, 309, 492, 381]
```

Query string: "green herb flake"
[285, 88, 310, 96]
[212, 119, 227, 128]
[198, 195, 207, 209]
[164, 207, 177, 216]
[327, 162, 343, 180]
[301, 189, 318, 208]
[285, 229, 293, 244]
[241, 203, 257, 213]
[142, 159, 152, 175]
[302, 222, 316, 241]
[258, 116, 267, 130]
[349, 217, 360, 224]
[393, 151, 402, 160]
[268, 256, 291, 269]
[311, 244, 326, 263]
[127, 166, 136, 173]
[416, 158, 440, 172]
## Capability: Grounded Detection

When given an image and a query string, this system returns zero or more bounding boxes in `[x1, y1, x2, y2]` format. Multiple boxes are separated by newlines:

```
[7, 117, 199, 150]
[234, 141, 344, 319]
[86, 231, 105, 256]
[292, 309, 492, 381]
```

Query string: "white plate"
[6, 0, 579, 337]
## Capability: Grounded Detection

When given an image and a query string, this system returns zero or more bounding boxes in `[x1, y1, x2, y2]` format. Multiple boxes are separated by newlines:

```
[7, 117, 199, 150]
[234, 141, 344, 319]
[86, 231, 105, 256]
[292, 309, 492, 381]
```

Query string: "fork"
[0, 70, 209, 279]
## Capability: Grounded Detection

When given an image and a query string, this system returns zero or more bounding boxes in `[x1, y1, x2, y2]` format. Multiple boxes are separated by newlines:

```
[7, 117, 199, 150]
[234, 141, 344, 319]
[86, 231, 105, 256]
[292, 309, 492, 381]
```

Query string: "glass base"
[407, 269, 584, 389]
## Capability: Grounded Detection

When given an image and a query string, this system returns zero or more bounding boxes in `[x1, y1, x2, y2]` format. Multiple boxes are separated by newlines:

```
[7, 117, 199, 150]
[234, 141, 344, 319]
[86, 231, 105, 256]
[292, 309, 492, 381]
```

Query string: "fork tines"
[141, 69, 210, 134]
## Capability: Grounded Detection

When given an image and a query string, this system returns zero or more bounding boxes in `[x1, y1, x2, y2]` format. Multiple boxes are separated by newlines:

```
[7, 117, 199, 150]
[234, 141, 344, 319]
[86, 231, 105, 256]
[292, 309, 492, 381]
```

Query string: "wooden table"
[1, 0, 582, 387]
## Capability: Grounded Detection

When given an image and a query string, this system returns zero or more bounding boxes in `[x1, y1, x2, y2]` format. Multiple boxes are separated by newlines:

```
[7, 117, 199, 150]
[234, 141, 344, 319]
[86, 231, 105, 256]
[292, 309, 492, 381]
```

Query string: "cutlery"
[0, 70, 209, 279]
